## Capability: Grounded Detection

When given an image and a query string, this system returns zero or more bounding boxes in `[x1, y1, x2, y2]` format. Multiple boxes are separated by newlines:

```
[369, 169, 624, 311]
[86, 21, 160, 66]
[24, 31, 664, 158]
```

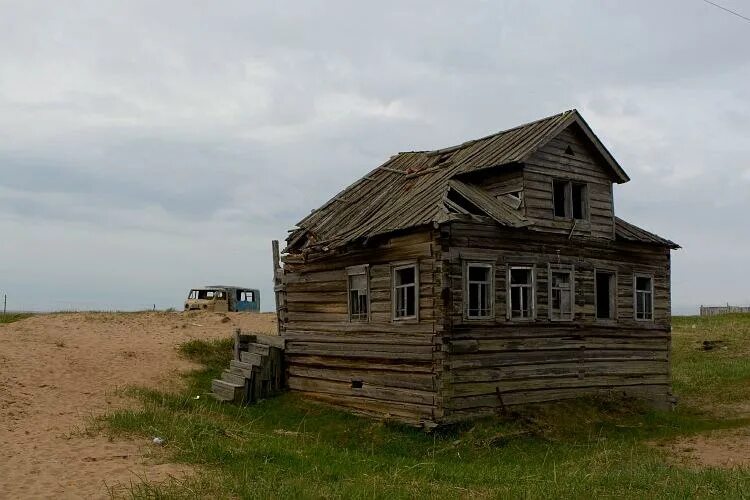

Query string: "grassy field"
[103, 315, 750, 499]
[0, 312, 34, 324]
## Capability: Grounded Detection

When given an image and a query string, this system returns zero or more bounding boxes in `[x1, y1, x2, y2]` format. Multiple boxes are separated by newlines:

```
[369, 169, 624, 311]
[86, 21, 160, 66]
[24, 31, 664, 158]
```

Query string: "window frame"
[633, 273, 655, 322]
[346, 265, 370, 322]
[464, 261, 495, 320]
[507, 265, 536, 322]
[594, 268, 617, 322]
[548, 264, 575, 322]
[571, 182, 589, 221]
[392, 262, 419, 322]
[551, 178, 589, 221]
[552, 179, 571, 218]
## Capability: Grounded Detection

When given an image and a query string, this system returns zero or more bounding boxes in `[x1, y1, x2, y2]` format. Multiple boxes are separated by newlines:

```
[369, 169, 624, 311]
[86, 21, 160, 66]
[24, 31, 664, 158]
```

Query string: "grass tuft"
[0, 312, 34, 324]
[100, 316, 750, 498]
[178, 338, 234, 371]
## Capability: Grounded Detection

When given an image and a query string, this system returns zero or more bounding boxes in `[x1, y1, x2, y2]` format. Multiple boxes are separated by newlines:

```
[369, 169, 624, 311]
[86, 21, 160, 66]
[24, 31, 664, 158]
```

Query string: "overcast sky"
[1, 0, 748, 314]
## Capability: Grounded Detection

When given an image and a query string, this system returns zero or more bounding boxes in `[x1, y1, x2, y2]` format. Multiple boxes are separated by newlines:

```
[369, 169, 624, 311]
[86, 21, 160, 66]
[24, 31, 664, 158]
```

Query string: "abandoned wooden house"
[278, 109, 679, 427]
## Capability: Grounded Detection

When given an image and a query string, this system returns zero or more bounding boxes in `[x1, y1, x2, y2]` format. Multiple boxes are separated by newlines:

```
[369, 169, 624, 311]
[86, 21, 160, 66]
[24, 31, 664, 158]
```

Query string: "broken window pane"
[467, 264, 492, 318]
[553, 180, 568, 217]
[550, 270, 573, 320]
[635, 275, 653, 320]
[595, 271, 615, 320]
[348, 273, 368, 321]
[509, 267, 533, 319]
[394, 265, 417, 319]
[572, 183, 587, 220]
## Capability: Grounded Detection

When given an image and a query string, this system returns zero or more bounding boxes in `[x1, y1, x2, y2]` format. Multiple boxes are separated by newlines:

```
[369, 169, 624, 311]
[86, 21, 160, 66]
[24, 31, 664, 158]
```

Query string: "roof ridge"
[418, 109, 576, 157]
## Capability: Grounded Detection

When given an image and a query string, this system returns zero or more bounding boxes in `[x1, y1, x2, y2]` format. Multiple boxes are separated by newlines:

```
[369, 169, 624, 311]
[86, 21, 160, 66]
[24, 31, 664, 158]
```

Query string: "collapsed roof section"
[286, 109, 675, 253]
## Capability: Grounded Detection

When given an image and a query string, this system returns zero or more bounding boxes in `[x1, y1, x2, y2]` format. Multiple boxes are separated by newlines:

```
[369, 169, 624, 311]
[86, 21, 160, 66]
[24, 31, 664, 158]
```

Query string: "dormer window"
[552, 179, 588, 220]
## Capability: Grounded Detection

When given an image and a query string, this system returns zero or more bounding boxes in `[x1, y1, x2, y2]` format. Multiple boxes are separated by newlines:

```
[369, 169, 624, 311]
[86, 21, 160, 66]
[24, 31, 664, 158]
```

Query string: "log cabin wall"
[281, 229, 445, 426]
[438, 219, 672, 423]
[522, 125, 616, 240]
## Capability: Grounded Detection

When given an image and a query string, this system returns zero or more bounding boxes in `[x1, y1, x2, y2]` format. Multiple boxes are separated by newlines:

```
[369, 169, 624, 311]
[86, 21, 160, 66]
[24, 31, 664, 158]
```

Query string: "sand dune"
[0, 311, 276, 499]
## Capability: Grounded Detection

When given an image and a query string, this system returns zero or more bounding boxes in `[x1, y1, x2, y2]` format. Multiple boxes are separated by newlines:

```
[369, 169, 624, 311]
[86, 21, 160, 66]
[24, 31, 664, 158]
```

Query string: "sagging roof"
[288, 109, 670, 253]
[614, 218, 680, 249]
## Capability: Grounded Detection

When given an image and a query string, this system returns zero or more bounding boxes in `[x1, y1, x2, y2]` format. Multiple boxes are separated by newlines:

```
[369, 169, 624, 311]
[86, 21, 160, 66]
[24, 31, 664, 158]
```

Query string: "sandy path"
[0, 311, 277, 499]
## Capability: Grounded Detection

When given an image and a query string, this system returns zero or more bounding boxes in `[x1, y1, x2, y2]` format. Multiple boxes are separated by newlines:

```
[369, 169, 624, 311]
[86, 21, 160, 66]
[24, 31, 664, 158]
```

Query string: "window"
[393, 264, 418, 320]
[347, 266, 369, 322]
[595, 271, 616, 320]
[572, 183, 587, 220]
[508, 266, 534, 320]
[553, 180, 568, 217]
[549, 268, 574, 321]
[634, 274, 654, 321]
[465, 262, 493, 319]
[552, 179, 588, 220]
[238, 290, 255, 302]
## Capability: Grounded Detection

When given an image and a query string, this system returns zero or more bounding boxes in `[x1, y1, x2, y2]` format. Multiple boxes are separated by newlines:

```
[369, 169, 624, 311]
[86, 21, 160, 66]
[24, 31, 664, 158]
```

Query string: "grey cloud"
[1, 0, 749, 312]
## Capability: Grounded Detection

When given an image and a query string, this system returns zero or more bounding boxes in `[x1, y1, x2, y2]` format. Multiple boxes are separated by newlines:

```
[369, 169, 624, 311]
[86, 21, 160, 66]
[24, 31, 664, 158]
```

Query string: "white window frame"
[548, 265, 574, 322]
[634, 273, 654, 321]
[464, 261, 494, 320]
[507, 265, 536, 321]
[594, 269, 617, 322]
[392, 262, 419, 321]
[346, 265, 370, 322]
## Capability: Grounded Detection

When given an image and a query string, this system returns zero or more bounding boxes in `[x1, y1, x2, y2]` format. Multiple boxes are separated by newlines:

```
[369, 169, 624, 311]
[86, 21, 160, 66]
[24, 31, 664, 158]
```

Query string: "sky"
[1, 0, 749, 314]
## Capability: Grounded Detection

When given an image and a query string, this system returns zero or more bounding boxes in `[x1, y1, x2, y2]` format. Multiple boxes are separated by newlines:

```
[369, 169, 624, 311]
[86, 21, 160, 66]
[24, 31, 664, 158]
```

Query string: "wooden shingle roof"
[614, 217, 680, 249]
[287, 110, 672, 252]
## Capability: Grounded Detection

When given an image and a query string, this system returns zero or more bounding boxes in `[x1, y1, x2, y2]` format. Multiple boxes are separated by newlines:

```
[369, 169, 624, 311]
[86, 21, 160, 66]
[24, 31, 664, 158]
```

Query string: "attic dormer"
[519, 121, 624, 239]
[462, 115, 627, 240]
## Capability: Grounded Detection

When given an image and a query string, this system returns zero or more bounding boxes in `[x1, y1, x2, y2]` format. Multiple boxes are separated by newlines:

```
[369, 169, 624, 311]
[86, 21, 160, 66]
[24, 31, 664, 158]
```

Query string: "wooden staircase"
[211, 330, 285, 404]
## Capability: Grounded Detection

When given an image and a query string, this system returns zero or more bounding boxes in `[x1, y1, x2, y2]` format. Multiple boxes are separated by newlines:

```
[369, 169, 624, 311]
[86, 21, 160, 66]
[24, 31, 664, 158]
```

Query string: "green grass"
[101, 316, 750, 499]
[0, 312, 34, 324]
[672, 314, 750, 409]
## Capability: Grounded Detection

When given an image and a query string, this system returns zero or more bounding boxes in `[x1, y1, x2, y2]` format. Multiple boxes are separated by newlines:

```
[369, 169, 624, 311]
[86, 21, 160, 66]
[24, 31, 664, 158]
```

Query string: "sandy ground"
[0, 311, 277, 499]
[659, 427, 750, 469]
[2, 311, 747, 498]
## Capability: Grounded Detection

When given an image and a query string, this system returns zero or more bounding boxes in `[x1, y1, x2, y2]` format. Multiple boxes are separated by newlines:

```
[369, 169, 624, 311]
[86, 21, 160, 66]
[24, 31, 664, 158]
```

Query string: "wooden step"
[240, 351, 266, 365]
[221, 370, 246, 386]
[235, 333, 285, 350]
[246, 343, 270, 356]
[230, 359, 259, 376]
[211, 379, 244, 403]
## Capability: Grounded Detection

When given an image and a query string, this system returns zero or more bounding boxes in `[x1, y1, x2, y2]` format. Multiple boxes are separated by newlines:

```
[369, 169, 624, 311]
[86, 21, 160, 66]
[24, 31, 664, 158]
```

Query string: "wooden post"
[233, 328, 241, 361]
[272, 240, 280, 281]
[271, 240, 285, 334]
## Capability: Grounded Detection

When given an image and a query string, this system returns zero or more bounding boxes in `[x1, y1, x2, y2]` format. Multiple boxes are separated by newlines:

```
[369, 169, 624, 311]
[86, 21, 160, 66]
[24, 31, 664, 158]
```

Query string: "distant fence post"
[700, 304, 750, 316]
[2, 294, 6, 318]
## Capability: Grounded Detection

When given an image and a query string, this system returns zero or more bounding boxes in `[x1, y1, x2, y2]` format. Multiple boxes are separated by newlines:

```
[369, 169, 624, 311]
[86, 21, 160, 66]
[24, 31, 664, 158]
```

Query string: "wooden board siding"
[438, 220, 672, 421]
[474, 169, 524, 197]
[282, 229, 443, 425]
[523, 125, 615, 240]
